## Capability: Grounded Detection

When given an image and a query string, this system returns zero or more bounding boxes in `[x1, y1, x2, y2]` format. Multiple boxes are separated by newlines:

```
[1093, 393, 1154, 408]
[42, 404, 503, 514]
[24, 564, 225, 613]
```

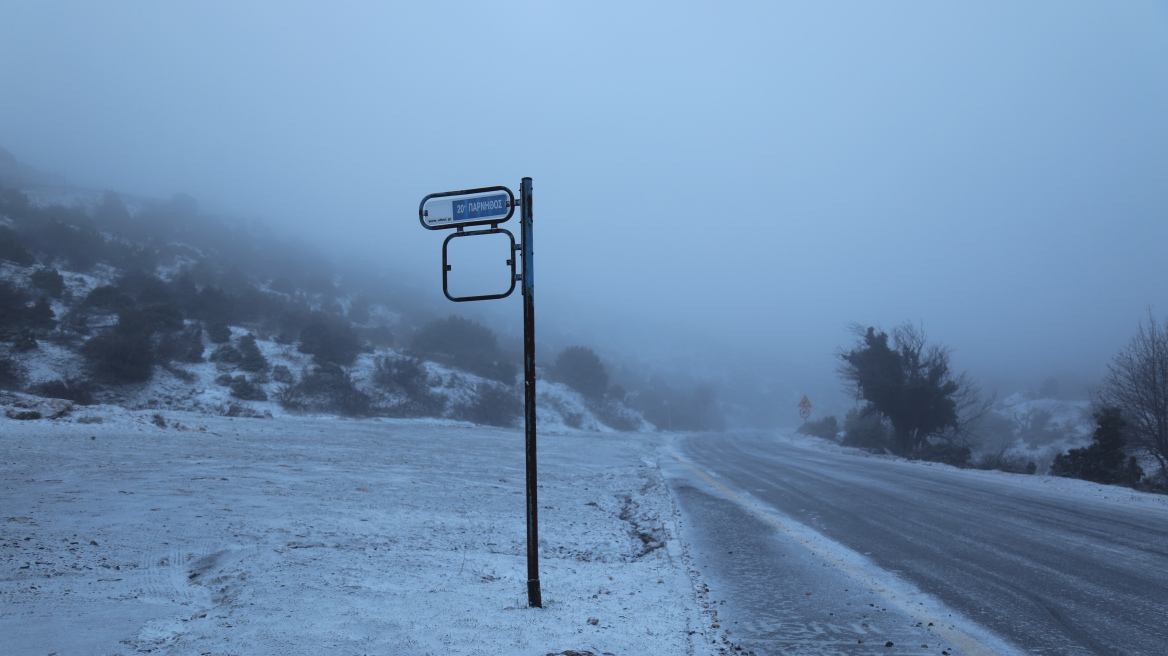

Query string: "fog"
[2, 1, 1167, 423]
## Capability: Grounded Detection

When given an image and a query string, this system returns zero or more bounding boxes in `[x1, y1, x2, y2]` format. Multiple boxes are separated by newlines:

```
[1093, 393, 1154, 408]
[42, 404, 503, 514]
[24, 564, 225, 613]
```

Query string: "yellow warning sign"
[798, 395, 812, 408]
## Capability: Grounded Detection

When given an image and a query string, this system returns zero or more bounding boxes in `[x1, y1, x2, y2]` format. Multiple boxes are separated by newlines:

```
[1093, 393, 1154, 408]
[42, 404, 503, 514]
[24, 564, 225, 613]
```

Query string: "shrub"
[914, 441, 973, 467]
[842, 406, 890, 450]
[81, 313, 156, 384]
[30, 268, 65, 298]
[209, 344, 243, 364]
[167, 366, 196, 383]
[27, 297, 55, 332]
[453, 382, 522, 427]
[0, 226, 34, 266]
[228, 375, 268, 401]
[373, 355, 428, 395]
[609, 384, 627, 403]
[11, 329, 37, 352]
[0, 280, 30, 336]
[591, 398, 641, 431]
[276, 364, 371, 416]
[82, 286, 135, 314]
[0, 185, 33, 220]
[0, 354, 25, 390]
[550, 346, 609, 400]
[194, 287, 235, 326]
[220, 401, 270, 419]
[1051, 407, 1144, 487]
[271, 364, 294, 384]
[410, 315, 516, 383]
[385, 389, 446, 418]
[30, 378, 96, 405]
[206, 322, 232, 343]
[298, 313, 361, 366]
[237, 333, 269, 372]
[798, 415, 840, 441]
[155, 324, 204, 363]
[971, 447, 1034, 474]
[138, 302, 184, 335]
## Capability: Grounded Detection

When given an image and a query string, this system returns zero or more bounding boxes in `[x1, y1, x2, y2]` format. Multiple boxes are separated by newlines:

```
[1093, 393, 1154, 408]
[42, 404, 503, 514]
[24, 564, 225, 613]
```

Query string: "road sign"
[420, 186, 515, 230]
[798, 395, 812, 420]
[416, 178, 540, 609]
[441, 228, 516, 302]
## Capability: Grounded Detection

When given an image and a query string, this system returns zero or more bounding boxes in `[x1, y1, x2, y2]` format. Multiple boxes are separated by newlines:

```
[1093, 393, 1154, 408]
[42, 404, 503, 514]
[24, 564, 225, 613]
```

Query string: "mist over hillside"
[0, 148, 732, 432]
[0, 145, 1123, 439]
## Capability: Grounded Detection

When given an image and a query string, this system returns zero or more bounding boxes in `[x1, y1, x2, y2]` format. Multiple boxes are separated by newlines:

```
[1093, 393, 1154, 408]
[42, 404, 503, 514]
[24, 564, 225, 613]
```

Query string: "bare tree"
[1095, 309, 1168, 476]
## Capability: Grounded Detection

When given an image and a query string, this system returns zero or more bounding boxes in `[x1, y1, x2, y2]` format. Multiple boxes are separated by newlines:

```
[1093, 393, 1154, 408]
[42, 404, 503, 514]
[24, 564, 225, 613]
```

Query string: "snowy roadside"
[778, 430, 1168, 512]
[1, 406, 714, 656]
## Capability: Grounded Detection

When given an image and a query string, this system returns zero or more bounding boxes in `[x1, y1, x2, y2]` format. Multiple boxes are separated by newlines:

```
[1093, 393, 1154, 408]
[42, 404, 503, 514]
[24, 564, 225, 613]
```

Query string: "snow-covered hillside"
[983, 391, 1094, 473]
[5, 326, 652, 434]
[0, 162, 652, 435]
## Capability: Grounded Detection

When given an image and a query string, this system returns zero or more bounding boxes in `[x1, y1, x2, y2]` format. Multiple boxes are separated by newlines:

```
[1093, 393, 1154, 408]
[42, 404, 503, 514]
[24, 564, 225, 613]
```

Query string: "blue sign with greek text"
[452, 194, 509, 223]
[419, 186, 515, 230]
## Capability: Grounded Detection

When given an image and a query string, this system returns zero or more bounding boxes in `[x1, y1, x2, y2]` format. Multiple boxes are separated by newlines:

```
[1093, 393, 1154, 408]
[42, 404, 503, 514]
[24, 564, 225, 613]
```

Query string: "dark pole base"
[528, 578, 542, 608]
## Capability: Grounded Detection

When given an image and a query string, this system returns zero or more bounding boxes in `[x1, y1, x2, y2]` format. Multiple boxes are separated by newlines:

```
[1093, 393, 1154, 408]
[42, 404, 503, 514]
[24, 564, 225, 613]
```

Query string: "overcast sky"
[2, 1, 1167, 416]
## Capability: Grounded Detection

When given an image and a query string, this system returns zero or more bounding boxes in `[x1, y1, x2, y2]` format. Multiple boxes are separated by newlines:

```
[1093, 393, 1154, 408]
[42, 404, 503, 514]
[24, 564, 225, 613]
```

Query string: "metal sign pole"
[520, 176, 541, 608]
[417, 179, 539, 608]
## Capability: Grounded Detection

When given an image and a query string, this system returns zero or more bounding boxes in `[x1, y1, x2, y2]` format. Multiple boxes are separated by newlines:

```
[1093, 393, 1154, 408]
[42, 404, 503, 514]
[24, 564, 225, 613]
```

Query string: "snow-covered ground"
[0, 404, 711, 656]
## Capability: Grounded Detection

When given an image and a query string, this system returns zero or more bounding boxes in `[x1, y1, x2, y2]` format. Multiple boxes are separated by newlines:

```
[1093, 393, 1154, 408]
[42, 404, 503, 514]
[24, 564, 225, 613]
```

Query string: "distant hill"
[0, 147, 72, 190]
[0, 149, 652, 432]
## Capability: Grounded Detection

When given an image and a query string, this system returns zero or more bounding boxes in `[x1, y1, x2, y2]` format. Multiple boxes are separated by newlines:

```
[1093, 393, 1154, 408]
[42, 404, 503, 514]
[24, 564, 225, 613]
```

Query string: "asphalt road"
[668, 432, 1168, 656]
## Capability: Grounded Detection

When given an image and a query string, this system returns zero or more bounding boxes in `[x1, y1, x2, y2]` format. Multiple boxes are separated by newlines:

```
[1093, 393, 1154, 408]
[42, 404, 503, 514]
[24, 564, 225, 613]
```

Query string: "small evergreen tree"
[0, 226, 35, 266]
[453, 382, 522, 427]
[209, 343, 243, 364]
[0, 281, 30, 337]
[237, 333, 269, 372]
[410, 315, 515, 383]
[276, 364, 370, 416]
[0, 354, 25, 390]
[299, 313, 361, 366]
[551, 346, 609, 400]
[82, 309, 156, 384]
[27, 297, 56, 332]
[1051, 407, 1143, 486]
[30, 268, 65, 298]
[271, 364, 294, 384]
[372, 355, 446, 418]
[207, 322, 232, 343]
[229, 375, 268, 401]
[182, 325, 206, 363]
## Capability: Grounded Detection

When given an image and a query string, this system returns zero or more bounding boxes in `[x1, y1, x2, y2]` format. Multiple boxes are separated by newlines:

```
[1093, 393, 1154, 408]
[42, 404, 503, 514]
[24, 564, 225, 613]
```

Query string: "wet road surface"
[666, 433, 1168, 656]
